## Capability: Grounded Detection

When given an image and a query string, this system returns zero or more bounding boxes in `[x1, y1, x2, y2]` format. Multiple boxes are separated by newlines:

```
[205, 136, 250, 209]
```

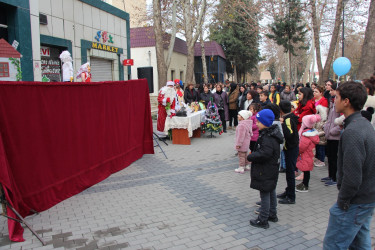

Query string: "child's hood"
[302, 129, 320, 144]
[261, 124, 284, 144]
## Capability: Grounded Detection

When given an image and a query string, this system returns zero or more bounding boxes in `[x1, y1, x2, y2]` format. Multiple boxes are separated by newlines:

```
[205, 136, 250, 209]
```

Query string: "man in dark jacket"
[247, 109, 284, 229]
[278, 101, 299, 204]
[323, 82, 375, 249]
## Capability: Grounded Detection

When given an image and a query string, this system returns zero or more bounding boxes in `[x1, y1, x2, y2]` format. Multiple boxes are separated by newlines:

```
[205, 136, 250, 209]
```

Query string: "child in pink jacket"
[235, 110, 253, 173]
[296, 114, 321, 192]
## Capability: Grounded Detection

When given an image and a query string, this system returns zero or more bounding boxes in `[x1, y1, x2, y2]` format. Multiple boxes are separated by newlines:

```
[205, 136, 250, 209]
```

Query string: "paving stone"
[0, 122, 374, 250]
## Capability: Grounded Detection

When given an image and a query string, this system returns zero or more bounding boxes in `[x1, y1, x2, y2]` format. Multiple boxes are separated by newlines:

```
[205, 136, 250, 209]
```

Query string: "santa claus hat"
[238, 110, 252, 120]
[166, 81, 174, 86]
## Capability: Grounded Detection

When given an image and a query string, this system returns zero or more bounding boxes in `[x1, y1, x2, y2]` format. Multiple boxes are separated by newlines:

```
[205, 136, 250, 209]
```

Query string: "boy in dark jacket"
[259, 91, 271, 108]
[247, 109, 284, 229]
[278, 101, 299, 204]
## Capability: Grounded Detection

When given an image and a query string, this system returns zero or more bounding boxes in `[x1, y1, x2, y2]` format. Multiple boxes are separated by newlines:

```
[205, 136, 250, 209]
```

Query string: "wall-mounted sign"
[123, 59, 134, 66]
[92, 42, 119, 53]
[41, 58, 61, 81]
[94, 31, 114, 44]
[40, 46, 50, 57]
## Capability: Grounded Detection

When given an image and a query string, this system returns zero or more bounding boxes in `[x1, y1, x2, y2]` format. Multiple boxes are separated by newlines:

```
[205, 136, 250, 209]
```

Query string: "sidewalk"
[0, 123, 374, 249]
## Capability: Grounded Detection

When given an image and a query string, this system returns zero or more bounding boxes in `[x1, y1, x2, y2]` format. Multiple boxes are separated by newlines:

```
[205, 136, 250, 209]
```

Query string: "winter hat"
[238, 110, 252, 120]
[361, 107, 374, 122]
[299, 114, 321, 138]
[166, 81, 174, 86]
[256, 109, 275, 127]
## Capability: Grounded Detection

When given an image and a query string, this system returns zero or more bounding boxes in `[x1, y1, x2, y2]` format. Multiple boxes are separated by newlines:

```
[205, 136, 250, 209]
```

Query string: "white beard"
[161, 87, 176, 102]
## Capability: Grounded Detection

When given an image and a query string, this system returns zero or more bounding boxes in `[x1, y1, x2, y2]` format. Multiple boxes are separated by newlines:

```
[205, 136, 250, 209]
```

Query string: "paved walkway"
[0, 124, 374, 249]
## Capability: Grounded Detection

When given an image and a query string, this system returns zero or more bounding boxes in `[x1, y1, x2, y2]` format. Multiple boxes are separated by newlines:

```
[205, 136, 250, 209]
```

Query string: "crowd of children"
[228, 80, 375, 234]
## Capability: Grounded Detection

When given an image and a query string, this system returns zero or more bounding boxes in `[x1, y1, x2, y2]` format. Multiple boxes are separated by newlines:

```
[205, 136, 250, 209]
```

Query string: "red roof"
[130, 27, 188, 55]
[194, 41, 226, 59]
[0, 39, 21, 58]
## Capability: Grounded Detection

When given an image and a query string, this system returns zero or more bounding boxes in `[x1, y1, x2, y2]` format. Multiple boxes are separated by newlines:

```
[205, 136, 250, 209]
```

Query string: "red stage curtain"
[0, 80, 154, 241]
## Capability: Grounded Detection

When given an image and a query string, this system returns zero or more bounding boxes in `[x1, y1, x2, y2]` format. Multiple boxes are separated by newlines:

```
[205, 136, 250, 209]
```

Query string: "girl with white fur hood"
[234, 110, 253, 174]
[295, 115, 321, 192]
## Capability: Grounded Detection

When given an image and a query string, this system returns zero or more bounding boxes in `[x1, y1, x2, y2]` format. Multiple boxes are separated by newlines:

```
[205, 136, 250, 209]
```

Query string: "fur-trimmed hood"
[302, 128, 319, 137]
[316, 104, 328, 122]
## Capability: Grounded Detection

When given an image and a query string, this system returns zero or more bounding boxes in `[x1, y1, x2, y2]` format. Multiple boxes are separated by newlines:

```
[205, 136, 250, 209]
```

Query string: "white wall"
[0, 58, 18, 81]
[36, 0, 128, 81]
[131, 47, 187, 95]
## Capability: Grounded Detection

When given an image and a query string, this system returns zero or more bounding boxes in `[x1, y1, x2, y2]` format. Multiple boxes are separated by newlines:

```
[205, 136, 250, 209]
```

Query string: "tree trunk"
[183, 0, 206, 83]
[288, 49, 292, 85]
[321, 0, 343, 83]
[357, 0, 375, 80]
[153, 0, 167, 89]
[311, 0, 323, 85]
[302, 37, 314, 84]
[165, 0, 178, 69]
[200, 34, 208, 84]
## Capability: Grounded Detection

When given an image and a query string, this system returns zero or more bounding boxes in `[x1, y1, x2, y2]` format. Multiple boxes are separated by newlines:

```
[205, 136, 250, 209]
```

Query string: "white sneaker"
[235, 167, 245, 173]
[245, 165, 251, 170]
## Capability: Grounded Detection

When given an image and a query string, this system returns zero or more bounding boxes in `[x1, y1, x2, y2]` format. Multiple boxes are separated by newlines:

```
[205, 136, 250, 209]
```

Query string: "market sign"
[92, 42, 119, 53]
[123, 59, 134, 66]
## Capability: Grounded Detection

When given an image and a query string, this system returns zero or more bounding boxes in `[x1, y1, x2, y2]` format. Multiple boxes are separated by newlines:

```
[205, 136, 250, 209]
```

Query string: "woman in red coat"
[294, 87, 316, 131]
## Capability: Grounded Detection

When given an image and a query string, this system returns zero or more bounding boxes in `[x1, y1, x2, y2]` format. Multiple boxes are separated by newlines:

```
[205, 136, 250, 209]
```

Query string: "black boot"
[250, 217, 269, 229]
[277, 192, 287, 199]
[268, 215, 278, 222]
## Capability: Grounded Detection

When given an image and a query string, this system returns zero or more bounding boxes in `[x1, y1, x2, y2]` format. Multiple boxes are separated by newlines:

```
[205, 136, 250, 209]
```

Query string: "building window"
[180, 71, 184, 81]
[0, 62, 9, 77]
[171, 70, 175, 80]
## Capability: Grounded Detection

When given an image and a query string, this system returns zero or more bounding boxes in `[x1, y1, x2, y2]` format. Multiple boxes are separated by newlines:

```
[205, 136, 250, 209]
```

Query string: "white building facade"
[0, 0, 131, 82]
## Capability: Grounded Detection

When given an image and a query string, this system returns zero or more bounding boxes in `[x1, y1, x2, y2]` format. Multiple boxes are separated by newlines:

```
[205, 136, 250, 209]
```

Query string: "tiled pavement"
[0, 123, 374, 249]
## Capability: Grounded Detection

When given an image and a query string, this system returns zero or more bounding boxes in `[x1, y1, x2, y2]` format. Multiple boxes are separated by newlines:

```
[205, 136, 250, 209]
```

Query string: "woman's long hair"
[299, 87, 314, 107]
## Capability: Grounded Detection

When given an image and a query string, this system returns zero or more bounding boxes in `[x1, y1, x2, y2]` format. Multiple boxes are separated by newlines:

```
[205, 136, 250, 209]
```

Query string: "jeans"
[323, 202, 375, 250]
[315, 144, 326, 162]
[326, 140, 339, 181]
[284, 147, 299, 201]
[228, 109, 238, 127]
[259, 189, 277, 221]
[280, 150, 286, 169]
[218, 110, 226, 132]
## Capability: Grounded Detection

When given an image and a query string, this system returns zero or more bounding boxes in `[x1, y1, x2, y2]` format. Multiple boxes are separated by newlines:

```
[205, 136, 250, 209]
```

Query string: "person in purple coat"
[213, 84, 229, 133]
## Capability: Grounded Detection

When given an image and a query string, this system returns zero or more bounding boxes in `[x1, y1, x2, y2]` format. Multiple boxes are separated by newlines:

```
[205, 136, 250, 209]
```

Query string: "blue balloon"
[333, 57, 351, 76]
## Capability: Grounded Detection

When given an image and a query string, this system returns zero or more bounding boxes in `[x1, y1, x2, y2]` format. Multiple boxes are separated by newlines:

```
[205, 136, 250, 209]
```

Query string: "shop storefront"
[0, 0, 130, 81]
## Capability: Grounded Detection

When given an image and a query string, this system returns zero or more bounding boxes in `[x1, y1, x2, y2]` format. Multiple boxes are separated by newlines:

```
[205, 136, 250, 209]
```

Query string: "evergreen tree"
[266, 0, 308, 84]
[210, 0, 261, 82]
[201, 100, 223, 137]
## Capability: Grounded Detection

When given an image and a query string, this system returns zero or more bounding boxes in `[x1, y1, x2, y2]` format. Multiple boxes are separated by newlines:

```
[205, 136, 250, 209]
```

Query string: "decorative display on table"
[201, 100, 223, 137]
[190, 102, 201, 112]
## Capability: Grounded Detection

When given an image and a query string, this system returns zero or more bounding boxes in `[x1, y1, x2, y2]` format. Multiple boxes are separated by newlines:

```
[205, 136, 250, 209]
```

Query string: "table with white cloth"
[164, 110, 205, 144]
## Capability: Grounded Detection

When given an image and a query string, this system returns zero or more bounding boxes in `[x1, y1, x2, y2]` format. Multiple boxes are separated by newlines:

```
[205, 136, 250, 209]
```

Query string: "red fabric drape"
[0, 80, 154, 241]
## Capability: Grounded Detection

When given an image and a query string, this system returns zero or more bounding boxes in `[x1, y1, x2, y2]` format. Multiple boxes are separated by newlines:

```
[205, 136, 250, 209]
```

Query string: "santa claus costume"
[156, 81, 176, 137]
